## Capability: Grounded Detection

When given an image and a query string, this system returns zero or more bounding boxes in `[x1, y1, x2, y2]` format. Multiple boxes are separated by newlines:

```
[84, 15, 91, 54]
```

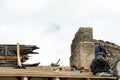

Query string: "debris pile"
[0, 44, 39, 66]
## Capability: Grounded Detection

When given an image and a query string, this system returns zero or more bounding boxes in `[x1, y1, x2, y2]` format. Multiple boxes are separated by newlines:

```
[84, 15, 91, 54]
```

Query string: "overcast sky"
[0, 0, 120, 66]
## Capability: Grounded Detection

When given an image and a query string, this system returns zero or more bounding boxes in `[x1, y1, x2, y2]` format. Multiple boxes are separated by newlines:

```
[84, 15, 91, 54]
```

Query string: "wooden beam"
[86, 78, 91, 80]
[21, 77, 28, 80]
[5, 45, 7, 60]
[0, 56, 22, 60]
[17, 43, 22, 67]
[52, 77, 60, 80]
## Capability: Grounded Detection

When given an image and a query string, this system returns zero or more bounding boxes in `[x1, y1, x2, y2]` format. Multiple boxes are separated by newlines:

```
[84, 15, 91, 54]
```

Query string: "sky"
[0, 0, 120, 66]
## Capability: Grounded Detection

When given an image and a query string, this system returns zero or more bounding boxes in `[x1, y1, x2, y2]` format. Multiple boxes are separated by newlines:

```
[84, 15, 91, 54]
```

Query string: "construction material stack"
[0, 44, 39, 66]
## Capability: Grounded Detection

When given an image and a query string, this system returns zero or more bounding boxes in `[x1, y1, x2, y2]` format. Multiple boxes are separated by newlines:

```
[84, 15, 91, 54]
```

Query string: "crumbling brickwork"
[70, 27, 120, 69]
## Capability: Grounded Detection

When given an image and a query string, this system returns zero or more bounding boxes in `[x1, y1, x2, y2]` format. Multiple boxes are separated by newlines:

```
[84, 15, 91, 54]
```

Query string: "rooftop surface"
[0, 66, 117, 79]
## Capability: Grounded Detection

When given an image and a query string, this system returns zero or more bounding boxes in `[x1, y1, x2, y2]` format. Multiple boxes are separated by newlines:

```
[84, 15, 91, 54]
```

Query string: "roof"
[0, 44, 39, 55]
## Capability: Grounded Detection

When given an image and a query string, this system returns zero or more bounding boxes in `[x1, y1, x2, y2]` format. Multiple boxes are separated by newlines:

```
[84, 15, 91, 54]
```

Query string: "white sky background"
[0, 0, 120, 66]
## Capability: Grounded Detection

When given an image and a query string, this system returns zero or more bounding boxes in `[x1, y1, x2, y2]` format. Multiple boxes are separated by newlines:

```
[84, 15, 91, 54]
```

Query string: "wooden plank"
[0, 67, 117, 79]
[5, 45, 7, 60]
[21, 77, 28, 80]
[17, 43, 22, 66]
[52, 77, 60, 80]
[0, 56, 22, 60]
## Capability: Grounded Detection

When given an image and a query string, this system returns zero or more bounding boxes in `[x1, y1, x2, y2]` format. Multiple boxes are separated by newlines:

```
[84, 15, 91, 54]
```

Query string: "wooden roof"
[0, 44, 39, 55]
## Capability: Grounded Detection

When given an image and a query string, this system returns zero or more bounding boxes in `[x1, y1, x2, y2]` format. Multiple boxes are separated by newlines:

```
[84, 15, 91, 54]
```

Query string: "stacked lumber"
[0, 44, 39, 66]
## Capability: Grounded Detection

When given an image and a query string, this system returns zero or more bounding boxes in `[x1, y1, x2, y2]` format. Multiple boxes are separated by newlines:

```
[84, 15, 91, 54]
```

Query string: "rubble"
[0, 44, 39, 66]
[70, 27, 120, 69]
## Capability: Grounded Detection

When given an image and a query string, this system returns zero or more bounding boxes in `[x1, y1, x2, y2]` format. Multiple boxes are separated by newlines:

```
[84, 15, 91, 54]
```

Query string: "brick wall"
[70, 27, 120, 69]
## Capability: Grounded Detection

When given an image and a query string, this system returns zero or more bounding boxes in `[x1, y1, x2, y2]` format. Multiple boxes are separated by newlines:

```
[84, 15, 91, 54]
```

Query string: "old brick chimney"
[70, 27, 120, 70]
[70, 27, 95, 69]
